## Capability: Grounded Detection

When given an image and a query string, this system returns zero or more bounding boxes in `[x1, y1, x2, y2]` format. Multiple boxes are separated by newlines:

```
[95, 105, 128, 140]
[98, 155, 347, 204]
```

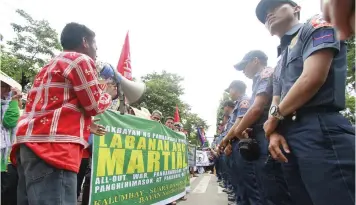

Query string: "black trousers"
[1, 164, 18, 205]
[77, 158, 90, 198]
[81, 158, 92, 205]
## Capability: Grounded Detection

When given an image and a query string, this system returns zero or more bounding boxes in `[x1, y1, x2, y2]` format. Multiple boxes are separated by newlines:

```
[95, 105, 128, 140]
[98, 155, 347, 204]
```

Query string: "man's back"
[16, 52, 110, 144]
[13, 52, 112, 173]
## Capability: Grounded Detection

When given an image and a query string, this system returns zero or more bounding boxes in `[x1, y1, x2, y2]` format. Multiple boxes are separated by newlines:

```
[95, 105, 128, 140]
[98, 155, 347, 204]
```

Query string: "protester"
[322, 0, 355, 40]
[165, 116, 174, 129]
[173, 122, 183, 132]
[256, 0, 355, 204]
[1, 81, 21, 205]
[151, 110, 163, 122]
[233, 50, 292, 205]
[79, 119, 106, 205]
[11, 22, 115, 205]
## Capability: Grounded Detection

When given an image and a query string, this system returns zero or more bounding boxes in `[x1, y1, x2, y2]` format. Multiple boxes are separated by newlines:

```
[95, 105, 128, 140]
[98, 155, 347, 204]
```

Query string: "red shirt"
[82, 148, 90, 159]
[11, 52, 112, 173]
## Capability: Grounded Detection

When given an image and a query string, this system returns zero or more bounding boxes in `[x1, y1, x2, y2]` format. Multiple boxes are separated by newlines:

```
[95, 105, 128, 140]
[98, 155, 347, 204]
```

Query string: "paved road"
[179, 173, 228, 205]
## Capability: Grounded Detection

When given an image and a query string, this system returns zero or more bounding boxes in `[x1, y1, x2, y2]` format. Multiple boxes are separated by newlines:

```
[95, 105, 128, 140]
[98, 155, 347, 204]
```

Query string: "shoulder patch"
[260, 67, 274, 79]
[312, 28, 335, 47]
[239, 100, 250, 109]
[310, 14, 333, 29]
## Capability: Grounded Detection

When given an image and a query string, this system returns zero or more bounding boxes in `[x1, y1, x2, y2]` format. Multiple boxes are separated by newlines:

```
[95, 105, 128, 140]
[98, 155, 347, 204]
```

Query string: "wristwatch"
[269, 105, 284, 120]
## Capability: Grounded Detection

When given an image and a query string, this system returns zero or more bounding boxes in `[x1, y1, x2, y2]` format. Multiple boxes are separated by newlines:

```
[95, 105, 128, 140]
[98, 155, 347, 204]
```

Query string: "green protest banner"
[90, 110, 189, 205]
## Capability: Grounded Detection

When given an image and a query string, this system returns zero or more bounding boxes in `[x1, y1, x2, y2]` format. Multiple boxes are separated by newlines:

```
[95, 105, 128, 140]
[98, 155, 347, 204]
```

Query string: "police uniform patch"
[311, 14, 333, 29]
[239, 100, 250, 109]
[312, 28, 335, 47]
[260, 67, 274, 79]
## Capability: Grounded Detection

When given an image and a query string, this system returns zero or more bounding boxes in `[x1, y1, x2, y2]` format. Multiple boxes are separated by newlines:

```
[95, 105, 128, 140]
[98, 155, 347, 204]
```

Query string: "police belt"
[285, 106, 340, 121]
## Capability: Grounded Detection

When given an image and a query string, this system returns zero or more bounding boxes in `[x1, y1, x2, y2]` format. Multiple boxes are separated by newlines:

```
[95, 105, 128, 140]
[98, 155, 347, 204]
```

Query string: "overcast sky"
[1, 0, 321, 140]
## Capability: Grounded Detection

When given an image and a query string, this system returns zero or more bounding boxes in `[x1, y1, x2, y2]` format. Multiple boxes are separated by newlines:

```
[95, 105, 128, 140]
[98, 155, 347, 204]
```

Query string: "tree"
[215, 92, 230, 130]
[346, 37, 355, 90]
[132, 71, 189, 118]
[341, 93, 355, 124]
[183, 113, 209, 146]
[342, 37, 356, 124]
[1, 9, 61, 89]
[131, 70, 209, 144]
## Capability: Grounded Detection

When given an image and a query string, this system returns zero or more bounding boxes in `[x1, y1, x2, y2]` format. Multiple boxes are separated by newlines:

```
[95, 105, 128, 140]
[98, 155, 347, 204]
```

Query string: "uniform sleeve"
[272, 74, 281, 96]
[256, 67, 274, 97]
[2, 100, 20, 129]
[65, 55, 112, 116]
[237, 98, 250, 117]
[301, 15, 340, 61]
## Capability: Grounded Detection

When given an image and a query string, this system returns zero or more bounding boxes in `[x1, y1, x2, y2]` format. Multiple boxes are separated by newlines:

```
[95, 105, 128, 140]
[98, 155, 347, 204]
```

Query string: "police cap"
[256, 0, 298, 24]
[234, 50, 268, 71]
[225, 80, 247, 93]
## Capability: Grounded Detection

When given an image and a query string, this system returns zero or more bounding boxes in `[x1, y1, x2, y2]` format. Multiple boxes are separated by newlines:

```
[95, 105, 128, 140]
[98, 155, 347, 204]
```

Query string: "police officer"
[218, 100, 237, 203]
[256, 0, 355, 205]
[233, 50, 292, 205]
[220, 80, 250, 205]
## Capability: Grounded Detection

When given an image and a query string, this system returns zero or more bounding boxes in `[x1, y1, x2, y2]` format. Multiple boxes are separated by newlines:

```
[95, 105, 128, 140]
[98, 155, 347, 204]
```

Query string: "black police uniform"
[272, 15, 355, 205]
[228, 95, 261, 205]
[249, 67, 292, 205]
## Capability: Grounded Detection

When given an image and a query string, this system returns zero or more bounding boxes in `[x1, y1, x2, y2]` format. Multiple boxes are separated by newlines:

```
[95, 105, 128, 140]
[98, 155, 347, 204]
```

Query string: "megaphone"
[96, 62, 146, 104]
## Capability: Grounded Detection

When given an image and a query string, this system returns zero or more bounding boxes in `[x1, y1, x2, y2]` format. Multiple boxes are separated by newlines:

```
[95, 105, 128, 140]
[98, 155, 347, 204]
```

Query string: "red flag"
[174, 105, 180, 123]
[117, 31, 132, 80]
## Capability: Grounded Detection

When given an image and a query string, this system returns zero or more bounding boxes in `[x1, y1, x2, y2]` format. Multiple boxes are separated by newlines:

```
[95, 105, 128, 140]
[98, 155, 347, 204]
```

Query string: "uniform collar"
[277, 23, 303, 56]
[235, 94, 247, 103]
[254, 70, 262, 80]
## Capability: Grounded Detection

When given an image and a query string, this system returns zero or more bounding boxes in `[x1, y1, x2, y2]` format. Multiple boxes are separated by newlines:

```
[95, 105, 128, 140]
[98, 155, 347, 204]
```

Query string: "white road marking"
[192, 176, 211, 193]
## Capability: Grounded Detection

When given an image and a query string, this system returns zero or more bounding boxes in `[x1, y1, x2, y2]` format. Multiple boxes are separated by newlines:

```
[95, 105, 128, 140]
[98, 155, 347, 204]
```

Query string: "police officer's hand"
[239, 128, 252, 139]
[220, 137, 228, 149]
[268, 132, 290, 163]
[224, 143, 232, 156]
[264, 117, 279, 137]
[322, 0, 355, 40]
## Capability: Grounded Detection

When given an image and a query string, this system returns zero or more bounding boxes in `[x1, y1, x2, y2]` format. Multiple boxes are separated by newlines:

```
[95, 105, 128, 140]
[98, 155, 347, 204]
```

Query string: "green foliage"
[132, 71, 188, 117]
[342, 93, 355, 124]
[131, 70, 209, 146]
[346, 37, 355, 90]
[215, 92, 230, 130]
[1, 9, 61, 89]
[342, 37, 355, 123]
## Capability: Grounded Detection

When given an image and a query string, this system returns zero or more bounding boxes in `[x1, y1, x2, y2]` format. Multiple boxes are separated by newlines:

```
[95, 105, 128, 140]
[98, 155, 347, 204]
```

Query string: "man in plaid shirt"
[10, 23, 114, 205]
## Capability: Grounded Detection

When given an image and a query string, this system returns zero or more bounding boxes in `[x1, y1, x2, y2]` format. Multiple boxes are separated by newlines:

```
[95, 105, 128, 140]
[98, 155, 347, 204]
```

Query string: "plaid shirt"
[15, 52, 112, 147]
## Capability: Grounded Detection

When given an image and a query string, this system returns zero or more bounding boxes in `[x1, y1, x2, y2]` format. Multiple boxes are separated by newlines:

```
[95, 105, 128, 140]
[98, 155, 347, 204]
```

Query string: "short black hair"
[60, 22, 95, 50]
[223, 100, 235, 108]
